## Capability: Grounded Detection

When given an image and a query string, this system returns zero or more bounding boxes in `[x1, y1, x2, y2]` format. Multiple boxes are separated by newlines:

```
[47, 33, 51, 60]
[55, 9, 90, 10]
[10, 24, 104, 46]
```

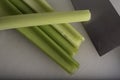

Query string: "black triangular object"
[71, 0, 120, 56]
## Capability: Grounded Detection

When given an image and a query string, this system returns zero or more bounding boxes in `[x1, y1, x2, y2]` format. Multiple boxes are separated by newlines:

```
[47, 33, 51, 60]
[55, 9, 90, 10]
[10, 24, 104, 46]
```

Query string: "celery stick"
[8, 0, 78, 56]
[2, 0, 79, 73]
[0, 10, 91, 30]
[23, 0, 85, 48]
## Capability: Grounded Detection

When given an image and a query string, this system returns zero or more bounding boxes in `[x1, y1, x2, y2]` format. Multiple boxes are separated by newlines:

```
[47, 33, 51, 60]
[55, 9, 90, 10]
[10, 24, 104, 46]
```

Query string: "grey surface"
[0, 0, 120, 79]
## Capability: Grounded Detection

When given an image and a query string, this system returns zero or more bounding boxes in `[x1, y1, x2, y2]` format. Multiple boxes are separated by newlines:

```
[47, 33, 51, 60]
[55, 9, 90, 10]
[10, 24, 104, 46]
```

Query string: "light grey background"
[0, 0, 120, 79]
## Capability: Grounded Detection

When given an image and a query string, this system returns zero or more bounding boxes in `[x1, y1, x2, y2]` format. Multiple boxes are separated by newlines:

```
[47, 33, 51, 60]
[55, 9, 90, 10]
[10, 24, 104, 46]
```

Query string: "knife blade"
[71, 0, 120, 56]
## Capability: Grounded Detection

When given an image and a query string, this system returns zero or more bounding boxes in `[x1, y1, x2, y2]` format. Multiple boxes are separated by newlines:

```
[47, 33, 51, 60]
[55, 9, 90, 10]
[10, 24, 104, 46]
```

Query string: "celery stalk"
[0, 10, 91, 30]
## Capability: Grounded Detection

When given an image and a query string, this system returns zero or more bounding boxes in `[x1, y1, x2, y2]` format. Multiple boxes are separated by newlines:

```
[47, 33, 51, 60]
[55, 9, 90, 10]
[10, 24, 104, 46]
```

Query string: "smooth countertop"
[0, 0, 120, 79]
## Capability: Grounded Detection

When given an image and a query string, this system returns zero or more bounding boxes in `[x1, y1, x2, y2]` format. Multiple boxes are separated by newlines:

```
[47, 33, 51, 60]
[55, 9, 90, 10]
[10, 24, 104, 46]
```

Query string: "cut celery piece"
[0, 10, 91, 30]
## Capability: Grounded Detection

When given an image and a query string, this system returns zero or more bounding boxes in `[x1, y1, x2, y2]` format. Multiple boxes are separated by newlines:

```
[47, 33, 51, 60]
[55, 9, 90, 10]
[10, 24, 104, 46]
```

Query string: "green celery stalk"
[0, 10, 91, 30]
[23, 0, 85, 48]
[1, 0, 79, 73]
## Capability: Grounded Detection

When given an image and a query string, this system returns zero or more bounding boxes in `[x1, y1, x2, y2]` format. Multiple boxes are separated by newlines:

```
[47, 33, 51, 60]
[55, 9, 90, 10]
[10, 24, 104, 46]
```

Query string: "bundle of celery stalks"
[0, 0, 90, 74]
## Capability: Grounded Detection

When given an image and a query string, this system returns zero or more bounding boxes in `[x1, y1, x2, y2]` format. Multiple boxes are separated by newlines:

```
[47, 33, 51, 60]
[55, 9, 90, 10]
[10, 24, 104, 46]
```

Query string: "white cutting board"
[0, 0, 120, 79]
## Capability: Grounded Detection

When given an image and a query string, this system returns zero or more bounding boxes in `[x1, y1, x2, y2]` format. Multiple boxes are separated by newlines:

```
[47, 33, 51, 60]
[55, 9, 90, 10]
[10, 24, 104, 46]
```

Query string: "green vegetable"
[0, 0, 90, 74]
[0, 10, 91, 30]
[3, 0, 79, 74]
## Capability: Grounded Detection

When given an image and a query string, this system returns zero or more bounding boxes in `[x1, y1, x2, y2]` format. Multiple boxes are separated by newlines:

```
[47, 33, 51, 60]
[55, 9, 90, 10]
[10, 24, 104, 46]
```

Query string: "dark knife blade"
[71, 0, 120, 56]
